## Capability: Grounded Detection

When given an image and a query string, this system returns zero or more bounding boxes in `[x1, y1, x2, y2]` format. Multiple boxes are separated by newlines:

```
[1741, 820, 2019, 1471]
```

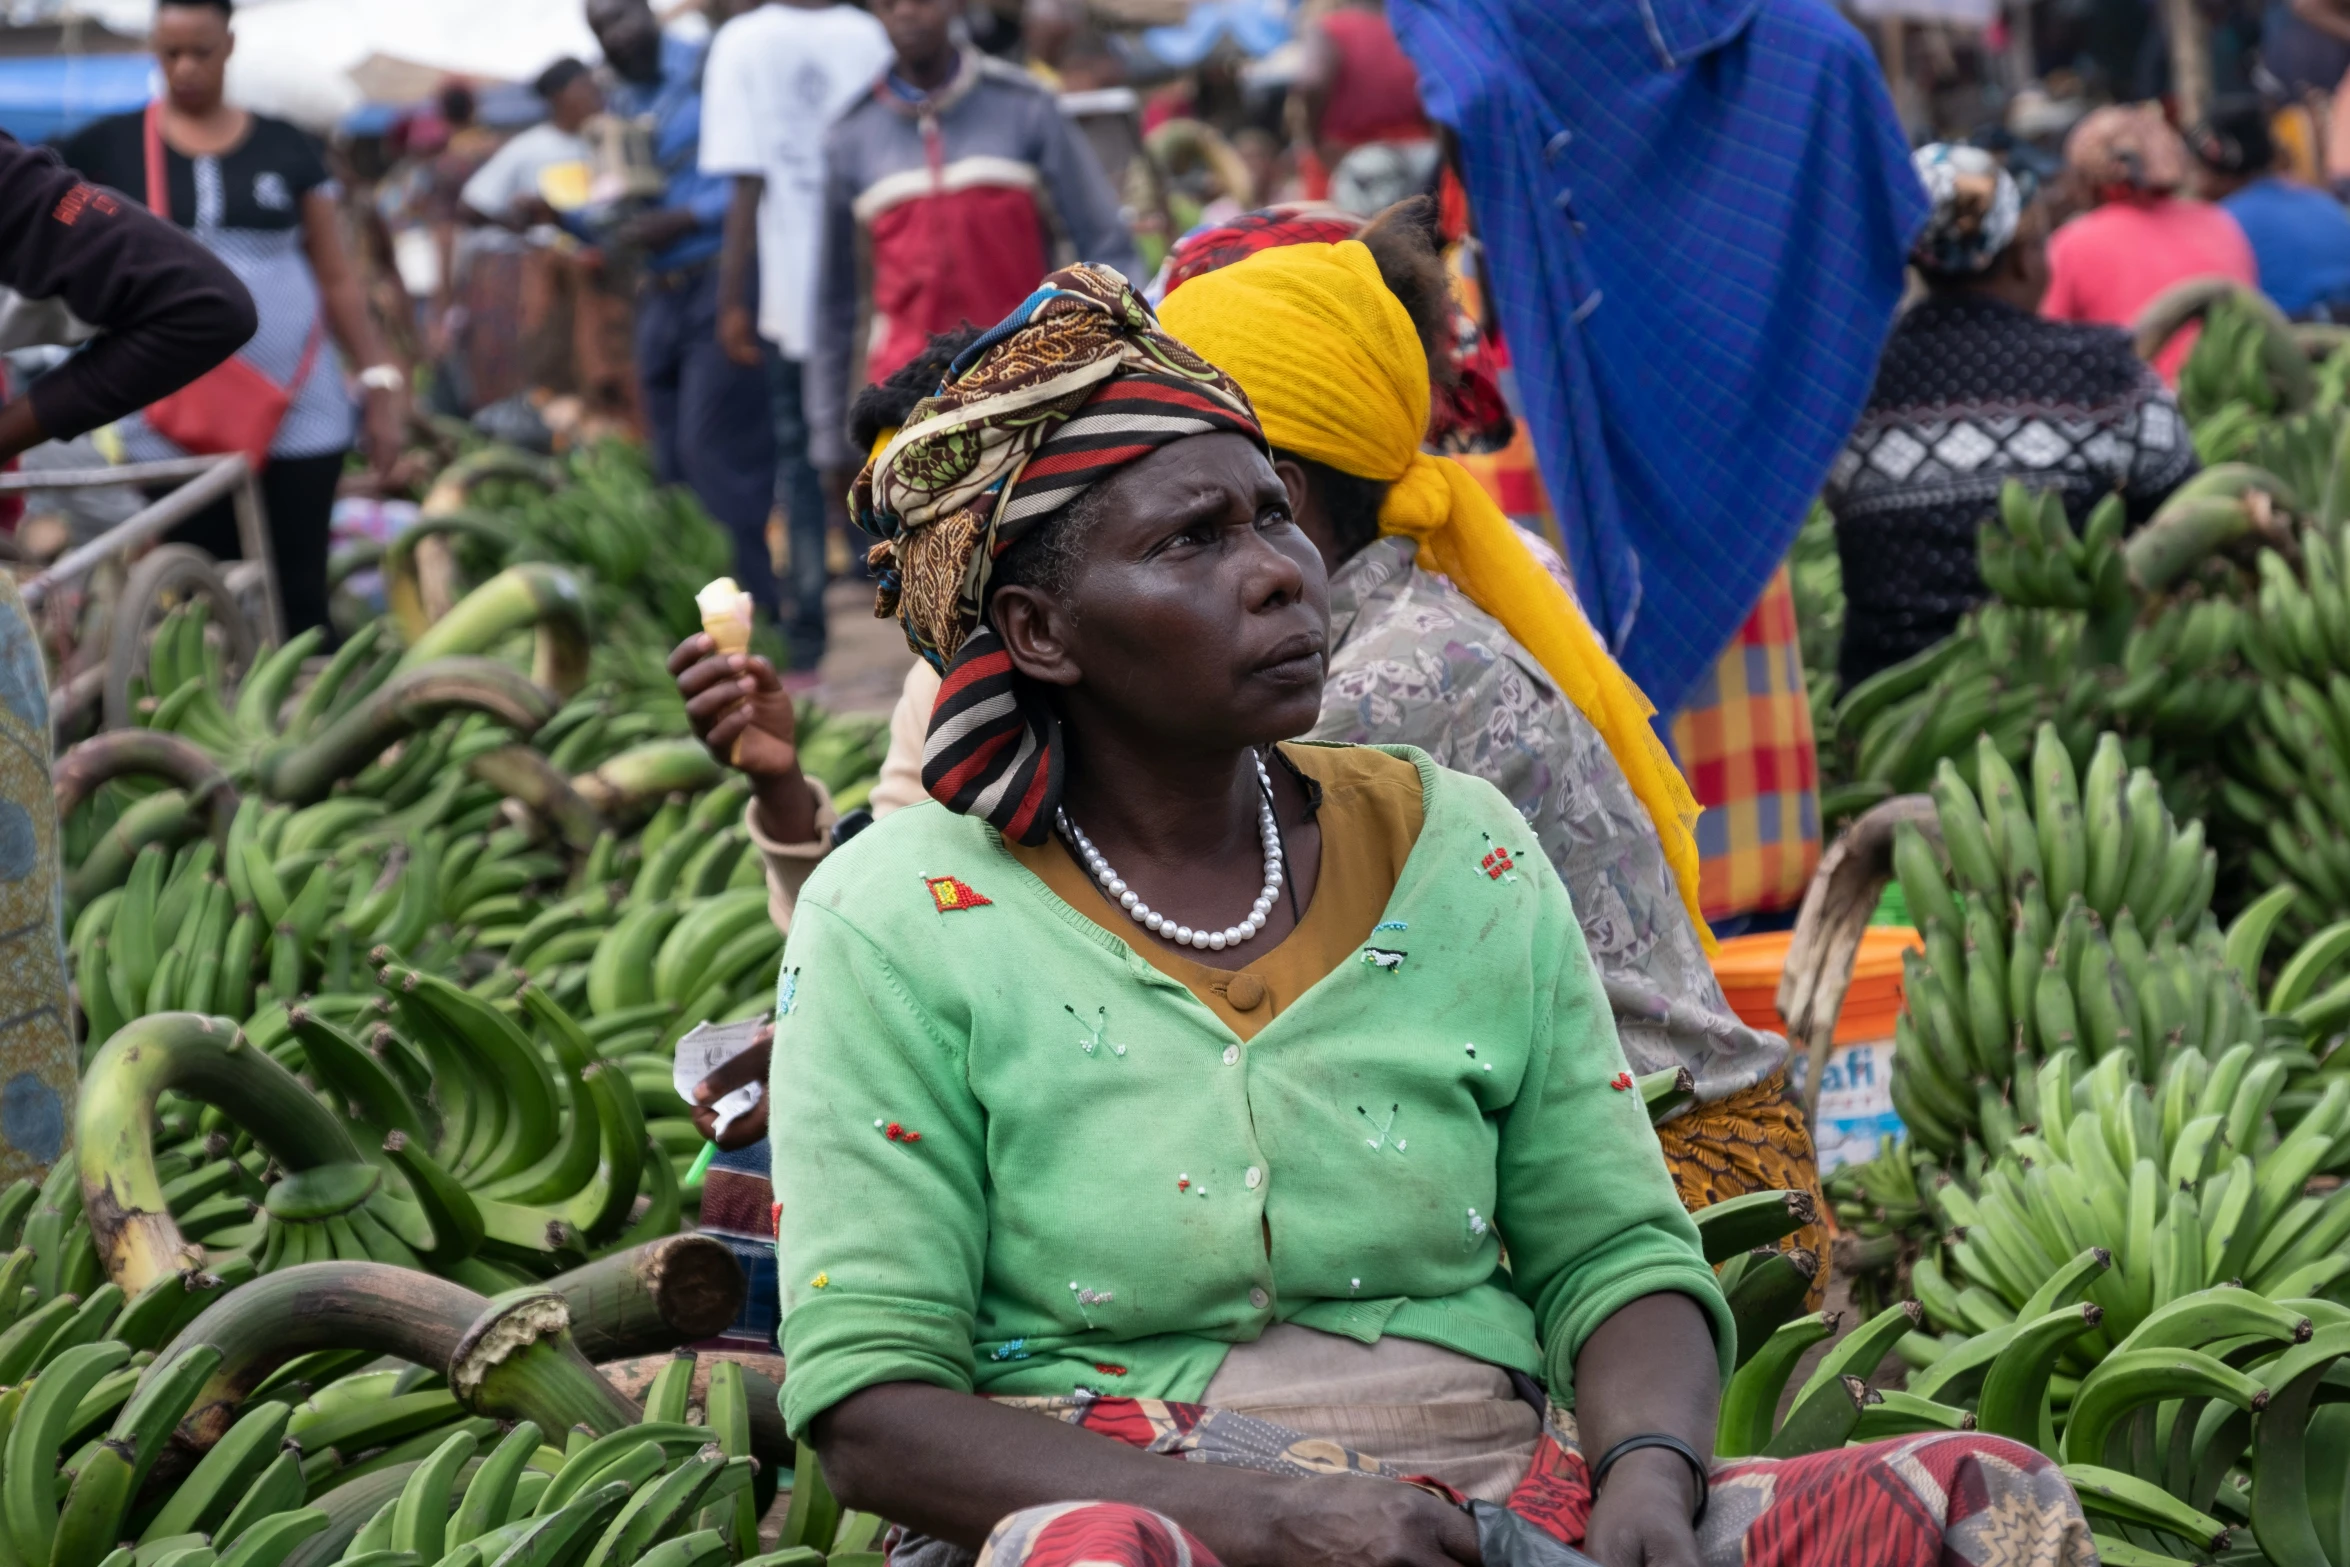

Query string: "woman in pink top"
[2042, 103, 2257, 381]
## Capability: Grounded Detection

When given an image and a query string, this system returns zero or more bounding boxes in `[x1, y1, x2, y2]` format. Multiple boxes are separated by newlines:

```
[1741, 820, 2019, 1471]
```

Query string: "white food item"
[696, 576, 755, 653]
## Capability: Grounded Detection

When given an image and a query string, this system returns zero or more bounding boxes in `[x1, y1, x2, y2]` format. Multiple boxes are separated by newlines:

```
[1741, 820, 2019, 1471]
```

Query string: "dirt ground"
[804, 578, 916, 719]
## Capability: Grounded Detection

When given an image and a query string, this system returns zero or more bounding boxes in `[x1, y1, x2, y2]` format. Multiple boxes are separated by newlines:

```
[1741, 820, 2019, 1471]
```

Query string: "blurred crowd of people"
[1823, 92, 2350, 693]
[80, 0, 1881, 949]
[334, 0, 1445, 677]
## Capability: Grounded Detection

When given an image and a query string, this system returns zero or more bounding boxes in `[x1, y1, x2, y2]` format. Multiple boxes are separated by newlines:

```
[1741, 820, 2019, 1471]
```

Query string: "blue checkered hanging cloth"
[1390, 0, 1928, 716]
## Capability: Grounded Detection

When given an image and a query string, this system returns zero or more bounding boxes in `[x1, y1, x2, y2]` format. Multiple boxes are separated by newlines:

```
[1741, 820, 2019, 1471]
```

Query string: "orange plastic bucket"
[1709, 925, 1923, 1043]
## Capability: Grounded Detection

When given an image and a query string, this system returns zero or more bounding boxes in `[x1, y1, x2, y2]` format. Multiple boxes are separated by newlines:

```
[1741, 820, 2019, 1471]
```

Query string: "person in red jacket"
[1293, 0, 1436, 211]
[806, 0, 1140, 500]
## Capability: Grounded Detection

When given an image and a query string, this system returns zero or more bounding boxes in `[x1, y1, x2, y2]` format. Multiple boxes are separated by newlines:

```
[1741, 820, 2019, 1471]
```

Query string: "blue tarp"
[0, 54, 153, 144]
[1142, 0, 1292, 67]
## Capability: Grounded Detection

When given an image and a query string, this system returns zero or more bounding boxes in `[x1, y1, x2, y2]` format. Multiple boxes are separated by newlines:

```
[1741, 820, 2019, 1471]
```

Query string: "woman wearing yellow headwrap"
[1157, 203, 1824, 1286]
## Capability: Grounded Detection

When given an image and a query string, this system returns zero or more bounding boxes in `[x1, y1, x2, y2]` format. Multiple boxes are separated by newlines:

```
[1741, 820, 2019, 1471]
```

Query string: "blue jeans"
[635, 263, 782, 634]
[768, 354, 830, 673]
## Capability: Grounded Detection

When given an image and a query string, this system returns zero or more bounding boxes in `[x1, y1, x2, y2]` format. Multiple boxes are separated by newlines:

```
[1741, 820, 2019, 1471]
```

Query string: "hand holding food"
[668, 631, 820, 844]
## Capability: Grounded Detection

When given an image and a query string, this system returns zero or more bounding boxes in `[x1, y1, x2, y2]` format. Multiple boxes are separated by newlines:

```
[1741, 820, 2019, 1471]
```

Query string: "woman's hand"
[669, 633, 819, 843]
[1225, 1477, 1479, 1567]
[690, 1024, 772, 1150]
[1570, 1293, 1719, 1567]
[362, 384, 406, 478]
[818, 1384, 1481, 1566]
[1580, 1453, 1701, 1567]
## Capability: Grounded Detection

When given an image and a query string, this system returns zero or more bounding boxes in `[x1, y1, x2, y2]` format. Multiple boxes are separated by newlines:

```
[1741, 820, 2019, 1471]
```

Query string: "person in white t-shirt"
[458, 59, 601, 240]
[700, 0, 892, 680]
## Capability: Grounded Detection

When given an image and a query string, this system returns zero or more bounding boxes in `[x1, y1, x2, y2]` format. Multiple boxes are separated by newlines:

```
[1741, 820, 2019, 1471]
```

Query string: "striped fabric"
[997, 379, 1258, 528]
[921, 629, 1065, 847]
[696, 1139, 782, 1352]
[1667, 568, 1822, 923]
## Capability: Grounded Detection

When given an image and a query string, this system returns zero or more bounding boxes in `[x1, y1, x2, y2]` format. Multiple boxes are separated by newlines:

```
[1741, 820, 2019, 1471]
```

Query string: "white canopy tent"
[58, 0, 604, 127]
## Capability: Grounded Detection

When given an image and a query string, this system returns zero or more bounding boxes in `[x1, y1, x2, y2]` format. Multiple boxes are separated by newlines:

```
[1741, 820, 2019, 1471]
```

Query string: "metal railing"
[0, 453, 282, 729]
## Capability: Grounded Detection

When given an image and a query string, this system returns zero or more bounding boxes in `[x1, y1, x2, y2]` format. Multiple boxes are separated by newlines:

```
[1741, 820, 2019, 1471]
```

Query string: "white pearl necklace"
[1057, 753, 1284, 952]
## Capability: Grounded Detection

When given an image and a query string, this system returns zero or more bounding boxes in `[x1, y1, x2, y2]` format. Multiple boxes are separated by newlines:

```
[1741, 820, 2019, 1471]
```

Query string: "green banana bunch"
[0, 1267, 791, 1567]
[1818, 1135, 1929, 1318]
[1889, 725, 2254, 1163]
[1859, 1038, 2350, 1565]
[2103, 597, 2253, 742]
[1973, 483, 2126, 618]
[111, 594, 556, 809]
[61, 721, 803, 1254]
[2176, 290, 2308, 429]
[71, 967, 709, 1301]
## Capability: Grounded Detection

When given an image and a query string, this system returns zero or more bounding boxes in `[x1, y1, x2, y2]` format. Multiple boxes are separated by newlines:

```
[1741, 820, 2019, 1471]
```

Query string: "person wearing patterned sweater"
[1823, 143, 2198, 692]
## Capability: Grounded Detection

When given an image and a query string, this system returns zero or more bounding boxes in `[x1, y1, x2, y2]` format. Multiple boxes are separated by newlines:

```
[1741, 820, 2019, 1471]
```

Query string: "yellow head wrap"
[1159, 240, 1711, 947]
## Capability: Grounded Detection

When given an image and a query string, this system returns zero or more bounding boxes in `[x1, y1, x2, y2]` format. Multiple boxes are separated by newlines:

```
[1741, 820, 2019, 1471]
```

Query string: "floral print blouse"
[1307, 537, 1787, 1107]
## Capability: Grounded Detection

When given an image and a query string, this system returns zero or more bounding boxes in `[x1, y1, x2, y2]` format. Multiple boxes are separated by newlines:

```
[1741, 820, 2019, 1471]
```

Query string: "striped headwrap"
[856, 263, 1265, 844]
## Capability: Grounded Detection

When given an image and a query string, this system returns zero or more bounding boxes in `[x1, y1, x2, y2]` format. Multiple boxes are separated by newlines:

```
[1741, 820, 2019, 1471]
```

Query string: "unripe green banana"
[1932, 759, 2005, 903]
[2033, 724, 2086, 912]
[4, 1343, 131, 1567]
[2080, 734, 2129, 921]
[1893, 822, 1961, 940]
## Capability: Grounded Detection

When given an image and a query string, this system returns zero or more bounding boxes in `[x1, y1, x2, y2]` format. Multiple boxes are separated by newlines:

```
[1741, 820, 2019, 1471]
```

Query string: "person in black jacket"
[1822, 143, 2197, 690]
[0, 131, 256, 464]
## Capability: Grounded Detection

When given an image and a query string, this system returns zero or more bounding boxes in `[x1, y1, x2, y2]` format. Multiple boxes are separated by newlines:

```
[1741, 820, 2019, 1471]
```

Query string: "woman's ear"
[990, 586, 1083, 688]
[1274, 456, 1311, 519]
[1275, 455, 1344, 572]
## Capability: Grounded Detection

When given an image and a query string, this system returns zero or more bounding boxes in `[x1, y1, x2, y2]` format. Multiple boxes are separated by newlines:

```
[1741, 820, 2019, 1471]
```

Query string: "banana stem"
[154, 1262, 642, 1448]
[573, 740, 724, 818]
[2124, 494, 2281, 592]
[396, 563, 592, 702]
[79, 1013, 361, 1295]
[54, 731, 238, 838]
[256, 657, 554, 804]
[384, 511, 518, 643]
[552, 1236, 745, 1363]
[467, 745, 602, 851]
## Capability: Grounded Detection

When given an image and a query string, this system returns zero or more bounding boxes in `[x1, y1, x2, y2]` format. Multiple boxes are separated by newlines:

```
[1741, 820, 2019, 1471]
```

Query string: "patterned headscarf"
[2064, 104, 2189, 199]
[1909, 144, 2028, 278]
[1148, 203, 1370, 301]
[857, 263, 1265, 844]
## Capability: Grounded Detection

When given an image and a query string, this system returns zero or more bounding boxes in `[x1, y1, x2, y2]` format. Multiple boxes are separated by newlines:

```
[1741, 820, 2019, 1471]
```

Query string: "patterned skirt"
[1653, 1069, 1830, 1309]
[951, 1398, 2095, 1567]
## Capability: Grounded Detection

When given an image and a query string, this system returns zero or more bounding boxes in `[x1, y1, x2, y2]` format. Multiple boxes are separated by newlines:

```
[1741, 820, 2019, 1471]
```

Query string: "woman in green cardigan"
[767, 264, 2094, 1567]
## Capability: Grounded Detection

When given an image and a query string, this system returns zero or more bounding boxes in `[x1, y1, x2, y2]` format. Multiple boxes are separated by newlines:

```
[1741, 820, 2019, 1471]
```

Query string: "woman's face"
[153, 3, 232, 115]
[997, 431, 1331, 752]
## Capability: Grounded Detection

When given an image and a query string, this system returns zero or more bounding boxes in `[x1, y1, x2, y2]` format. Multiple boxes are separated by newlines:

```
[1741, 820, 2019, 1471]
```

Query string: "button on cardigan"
[769, 744, 1734, 1439]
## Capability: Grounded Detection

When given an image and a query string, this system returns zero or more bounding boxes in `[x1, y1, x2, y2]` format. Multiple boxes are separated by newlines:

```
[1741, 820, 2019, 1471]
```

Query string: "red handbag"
[139, 101, 319, 472]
